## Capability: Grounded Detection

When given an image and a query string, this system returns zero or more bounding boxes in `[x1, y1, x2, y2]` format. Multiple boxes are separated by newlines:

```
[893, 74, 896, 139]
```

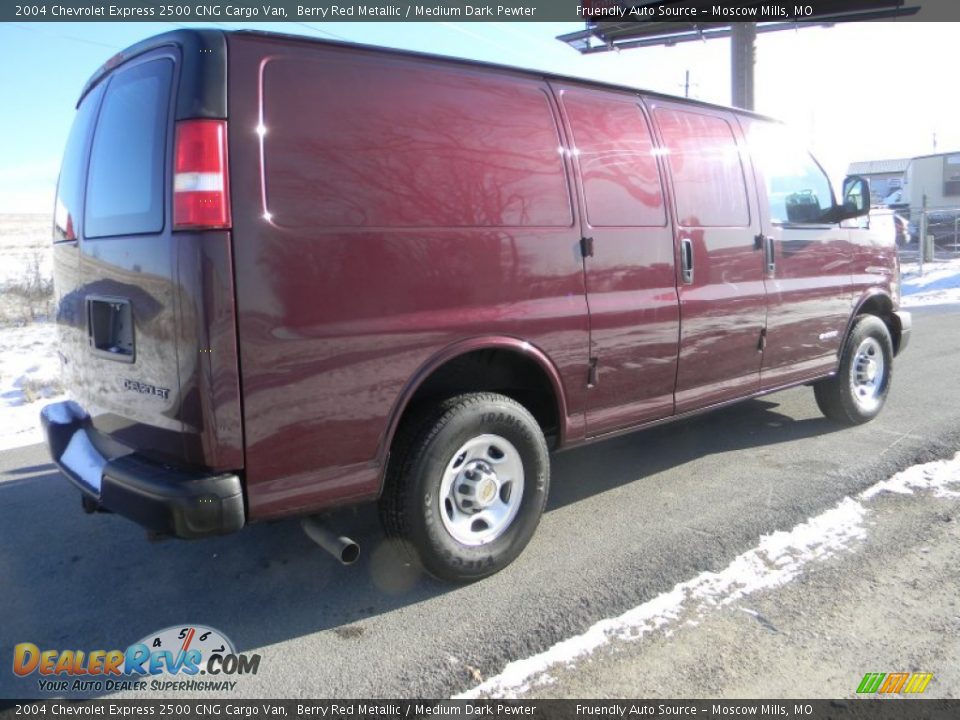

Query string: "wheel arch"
[376, 337, 570, 491]
[843, 290, 903, 354]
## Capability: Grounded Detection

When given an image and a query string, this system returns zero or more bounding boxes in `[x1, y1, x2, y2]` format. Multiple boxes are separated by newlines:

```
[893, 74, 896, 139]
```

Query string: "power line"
[9, 23, 119, 50]
[438, 22, 522, 59]
[291, 22, 349, 42]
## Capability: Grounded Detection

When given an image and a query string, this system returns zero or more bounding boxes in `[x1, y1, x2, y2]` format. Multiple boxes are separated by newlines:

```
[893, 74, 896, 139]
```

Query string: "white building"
[904, 151, 960, 214]
[847, 157, 910, 204]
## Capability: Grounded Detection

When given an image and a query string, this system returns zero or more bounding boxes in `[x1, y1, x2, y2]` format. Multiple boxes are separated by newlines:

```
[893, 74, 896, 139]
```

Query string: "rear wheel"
[814, 315, 893, 425]
[380, 392, 549, 583]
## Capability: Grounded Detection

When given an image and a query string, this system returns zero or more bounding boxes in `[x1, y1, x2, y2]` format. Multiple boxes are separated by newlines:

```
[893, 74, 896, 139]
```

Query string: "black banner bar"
[3, 0, 960, 23]
[2, 700, 960, 720]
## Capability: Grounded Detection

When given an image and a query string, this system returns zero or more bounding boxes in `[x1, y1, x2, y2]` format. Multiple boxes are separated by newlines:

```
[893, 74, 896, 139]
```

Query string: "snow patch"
[0, 322, 66, 451]
[459, 453, 960, 699]
[860, 451, 960, 500]
[900, 258, 960, 307]
[458, 498, 867, 698]
[901, 288, 960, 308]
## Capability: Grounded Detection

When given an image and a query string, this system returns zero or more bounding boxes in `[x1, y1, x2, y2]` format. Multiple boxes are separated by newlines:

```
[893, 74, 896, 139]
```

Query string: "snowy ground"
[900, 256, 960, 308]
[462, 452, 960, 699]
[0, 322, 64, 452]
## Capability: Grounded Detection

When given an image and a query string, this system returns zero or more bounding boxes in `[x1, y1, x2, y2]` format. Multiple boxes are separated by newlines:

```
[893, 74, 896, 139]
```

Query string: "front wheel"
[379, 392, 550, 583]
[814, 314, 893, 425]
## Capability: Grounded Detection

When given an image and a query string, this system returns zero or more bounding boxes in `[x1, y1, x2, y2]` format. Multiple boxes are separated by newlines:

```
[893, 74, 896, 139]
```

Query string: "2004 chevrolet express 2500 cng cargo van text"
[42, 29, 910, 583]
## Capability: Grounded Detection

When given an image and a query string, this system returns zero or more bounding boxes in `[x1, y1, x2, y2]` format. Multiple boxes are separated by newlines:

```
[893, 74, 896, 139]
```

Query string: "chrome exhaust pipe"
[301, 517, 360, 565]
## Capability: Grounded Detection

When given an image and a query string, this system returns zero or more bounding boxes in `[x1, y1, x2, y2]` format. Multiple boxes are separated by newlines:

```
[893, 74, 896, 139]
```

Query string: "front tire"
[814, 314, 893, 425]
[380, 392, 549, 583]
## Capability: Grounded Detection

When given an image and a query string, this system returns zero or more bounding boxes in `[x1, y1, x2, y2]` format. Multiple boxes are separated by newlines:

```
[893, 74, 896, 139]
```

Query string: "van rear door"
[61, 31, 243, 473]
[76, 50, 188, 465]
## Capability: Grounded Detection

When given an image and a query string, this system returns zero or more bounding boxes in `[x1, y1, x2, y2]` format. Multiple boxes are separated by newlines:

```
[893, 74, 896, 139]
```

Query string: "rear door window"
[84, 58, 173, 238]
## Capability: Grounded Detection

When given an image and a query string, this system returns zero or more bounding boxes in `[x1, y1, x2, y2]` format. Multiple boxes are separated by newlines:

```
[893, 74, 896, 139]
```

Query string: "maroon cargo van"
[43, 29, 910, 582]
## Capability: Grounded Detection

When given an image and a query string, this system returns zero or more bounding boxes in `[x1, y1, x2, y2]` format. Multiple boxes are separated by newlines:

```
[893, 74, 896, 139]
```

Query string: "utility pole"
[919, 193, 927, 275]
[678, 70, 698, 99]
[731, 23, 756, 110]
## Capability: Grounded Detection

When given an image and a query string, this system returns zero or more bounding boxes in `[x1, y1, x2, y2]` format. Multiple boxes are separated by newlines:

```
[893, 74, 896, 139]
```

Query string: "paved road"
[519, 461, 960, 698]
[1, 305, 958, 699]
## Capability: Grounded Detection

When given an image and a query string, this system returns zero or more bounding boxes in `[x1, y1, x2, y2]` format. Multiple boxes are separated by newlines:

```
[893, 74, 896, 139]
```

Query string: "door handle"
[681, 238, 694, 284]
[764, 234, 776, 274]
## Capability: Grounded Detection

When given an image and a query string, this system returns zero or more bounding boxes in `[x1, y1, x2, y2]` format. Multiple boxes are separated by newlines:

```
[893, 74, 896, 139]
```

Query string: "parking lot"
[2, 304, 958, 699]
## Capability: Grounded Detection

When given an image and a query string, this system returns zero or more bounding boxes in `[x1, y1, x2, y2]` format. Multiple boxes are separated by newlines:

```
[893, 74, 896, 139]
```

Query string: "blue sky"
[0, 21, 955, 213]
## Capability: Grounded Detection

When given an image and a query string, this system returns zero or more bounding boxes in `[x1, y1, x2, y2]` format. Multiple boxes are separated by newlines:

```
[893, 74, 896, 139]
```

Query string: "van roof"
[81, 28, 782, 125]
[234, 28, 781, 122]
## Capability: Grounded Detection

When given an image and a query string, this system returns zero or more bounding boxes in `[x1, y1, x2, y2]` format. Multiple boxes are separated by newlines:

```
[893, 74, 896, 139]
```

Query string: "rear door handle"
[681, 238, 694, 284]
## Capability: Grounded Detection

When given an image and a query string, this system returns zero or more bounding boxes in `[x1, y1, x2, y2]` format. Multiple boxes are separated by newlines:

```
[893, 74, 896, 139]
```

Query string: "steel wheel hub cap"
[439, 434, 525, 546]
[851, 337, 885, 411]
[453, 460, 499, 512]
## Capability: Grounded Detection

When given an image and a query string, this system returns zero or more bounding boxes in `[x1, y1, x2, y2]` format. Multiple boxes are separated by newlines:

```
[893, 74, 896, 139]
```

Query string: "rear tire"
[379, 392, 549, 583]
[814, 314, 893, 425]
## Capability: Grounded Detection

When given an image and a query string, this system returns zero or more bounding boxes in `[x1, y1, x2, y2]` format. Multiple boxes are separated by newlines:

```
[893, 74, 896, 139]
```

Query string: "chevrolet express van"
[43, 29, 910, 582]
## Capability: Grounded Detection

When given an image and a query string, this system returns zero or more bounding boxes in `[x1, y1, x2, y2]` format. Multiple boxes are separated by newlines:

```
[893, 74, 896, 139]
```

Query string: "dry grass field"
[0, 213, 63, 450]
[0, 213, 54, 325]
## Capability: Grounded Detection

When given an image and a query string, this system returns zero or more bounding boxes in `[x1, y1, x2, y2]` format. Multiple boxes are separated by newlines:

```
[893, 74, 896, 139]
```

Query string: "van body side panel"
[553, 83, 679, 435]
[848, 231, 898, 313]
[649, 100, 766, 413]
[226, 35, 589, 519]
[738, 117, 854, 388]
[174, 231, 245, 470]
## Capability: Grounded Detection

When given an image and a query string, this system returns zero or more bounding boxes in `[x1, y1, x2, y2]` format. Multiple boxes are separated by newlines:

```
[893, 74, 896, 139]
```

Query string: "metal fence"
[874, 205, 960, 269]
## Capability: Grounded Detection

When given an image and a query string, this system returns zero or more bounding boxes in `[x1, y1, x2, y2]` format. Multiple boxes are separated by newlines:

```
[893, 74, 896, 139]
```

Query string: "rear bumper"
[41, 400, 245, 539]
[893, 310, 911, 356]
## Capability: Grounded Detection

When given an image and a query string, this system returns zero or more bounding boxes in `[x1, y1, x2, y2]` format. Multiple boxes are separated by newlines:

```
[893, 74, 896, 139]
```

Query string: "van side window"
[562, 93, 664, 227]
[748, 123, 834, 225]
[262, 58, 571, 228]
[54, 83, 104, 241]
[655, 109, 750, 228]
[85, 59, 173, 238]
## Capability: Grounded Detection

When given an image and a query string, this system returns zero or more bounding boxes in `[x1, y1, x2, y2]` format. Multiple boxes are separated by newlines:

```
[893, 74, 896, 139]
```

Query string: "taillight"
[173, 119, 231, 230]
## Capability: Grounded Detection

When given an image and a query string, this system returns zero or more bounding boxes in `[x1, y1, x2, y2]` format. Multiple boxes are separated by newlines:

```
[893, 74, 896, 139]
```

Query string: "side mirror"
[835, 175, 871, 222]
